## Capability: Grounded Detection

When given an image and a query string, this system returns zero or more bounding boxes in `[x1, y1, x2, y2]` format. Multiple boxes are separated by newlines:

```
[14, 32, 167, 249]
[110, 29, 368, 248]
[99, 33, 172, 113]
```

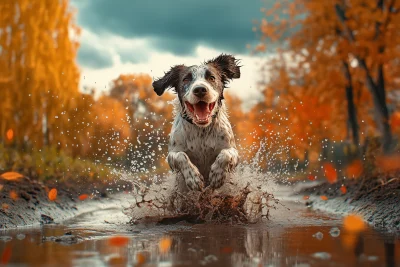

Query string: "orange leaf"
[0, 172, 23, 181]
[1, 246, 12, 265]
[9, 190, 18, 200]
[375, 155, 400, 172]
[6, 129, 13, 141]
[346, 160, 363, 179]
[340, 185, 347, 194]
[308, 175, 317, 181]
[303, 195, 310, 200]
[320, 195, 328, 201]
[159, 237, 172, 253]
[109, 236, 129, 247]
[78, 194, 89, 201]
[323, 163, 337, 184]
[343, 214, 365, 233]
[2, 203, 9, 210]
[0, 184, 3, 191]
[48, 188, 57, 201]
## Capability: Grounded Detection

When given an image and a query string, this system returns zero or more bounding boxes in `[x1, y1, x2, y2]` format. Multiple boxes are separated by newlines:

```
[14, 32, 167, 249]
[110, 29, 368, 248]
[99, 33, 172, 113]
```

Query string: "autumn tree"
[256, 0, 400, 153]
[0, 0, 81, 148]
[109, 74, 174, 173]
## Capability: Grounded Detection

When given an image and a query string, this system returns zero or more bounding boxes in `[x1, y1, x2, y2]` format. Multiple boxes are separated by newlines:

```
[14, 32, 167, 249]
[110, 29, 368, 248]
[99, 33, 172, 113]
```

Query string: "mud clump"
[126, 173, 277, 224]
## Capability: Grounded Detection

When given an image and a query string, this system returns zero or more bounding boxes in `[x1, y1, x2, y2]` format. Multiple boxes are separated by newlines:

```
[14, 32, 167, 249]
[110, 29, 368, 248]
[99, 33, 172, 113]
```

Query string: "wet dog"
[152, 54, 241, 191]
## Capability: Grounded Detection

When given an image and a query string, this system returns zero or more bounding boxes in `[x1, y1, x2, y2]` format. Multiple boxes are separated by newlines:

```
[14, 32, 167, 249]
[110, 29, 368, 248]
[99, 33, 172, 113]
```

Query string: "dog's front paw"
[208, 166, 228, 189]
[183, 168, 204, 191]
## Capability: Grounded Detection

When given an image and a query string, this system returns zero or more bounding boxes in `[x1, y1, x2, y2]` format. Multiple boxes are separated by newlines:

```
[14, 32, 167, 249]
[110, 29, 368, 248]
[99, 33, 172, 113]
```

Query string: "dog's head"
[152, 54, 241, 127]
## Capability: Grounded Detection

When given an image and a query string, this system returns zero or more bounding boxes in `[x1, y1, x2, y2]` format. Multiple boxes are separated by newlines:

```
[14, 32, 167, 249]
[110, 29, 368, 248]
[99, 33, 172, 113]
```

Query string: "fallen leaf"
[375, 155, 400, 172]
[48, 188, 57, 201]
[0, 172, 23, 181]
[9, 190, 18, 200]
[2, 203, 9, 210]
[346, 160, 363, 179]
[308, 175, 317, 181]
[303, 195, 310, 200]
[0, 246, 12, 265]
[0, 184, 3, 191]
[343, 214, 365, 233]
[159, 237, 172, 253]
[323, 163, 337, 184]
[109, 236, 129, 247]
[78, 194, 89, 201]
[136, 252, 147, 265]
[320, 195, 328, 201]
[340, 185, 347, 194]
[323, 163, 337, 181]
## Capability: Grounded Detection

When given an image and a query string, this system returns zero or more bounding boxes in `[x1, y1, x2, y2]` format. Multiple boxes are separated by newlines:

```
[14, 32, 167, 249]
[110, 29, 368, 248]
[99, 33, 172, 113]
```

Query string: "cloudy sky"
[71, 0, 273, 106]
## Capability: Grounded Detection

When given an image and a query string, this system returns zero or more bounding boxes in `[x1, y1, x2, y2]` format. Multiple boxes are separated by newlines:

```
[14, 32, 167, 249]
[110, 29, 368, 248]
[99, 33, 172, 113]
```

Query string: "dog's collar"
[181, 111, 219, 125]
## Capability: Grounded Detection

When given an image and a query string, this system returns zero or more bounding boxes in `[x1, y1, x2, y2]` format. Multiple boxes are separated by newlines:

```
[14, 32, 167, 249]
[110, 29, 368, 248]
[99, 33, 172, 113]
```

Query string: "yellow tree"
[0, 0, 80, 148]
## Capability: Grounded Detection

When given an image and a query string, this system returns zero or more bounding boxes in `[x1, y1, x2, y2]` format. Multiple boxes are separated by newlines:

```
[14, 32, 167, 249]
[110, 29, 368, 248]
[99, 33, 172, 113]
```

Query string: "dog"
[152, 54, 241, 191]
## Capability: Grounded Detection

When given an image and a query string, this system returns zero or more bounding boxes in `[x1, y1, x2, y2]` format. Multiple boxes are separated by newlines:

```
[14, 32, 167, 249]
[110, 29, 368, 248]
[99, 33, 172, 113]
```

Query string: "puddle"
[0, 196, 399, 266]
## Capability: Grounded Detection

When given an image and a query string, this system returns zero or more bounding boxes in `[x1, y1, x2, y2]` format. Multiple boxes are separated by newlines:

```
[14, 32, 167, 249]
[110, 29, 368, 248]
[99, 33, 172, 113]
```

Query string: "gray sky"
[71, 0, 273, 106]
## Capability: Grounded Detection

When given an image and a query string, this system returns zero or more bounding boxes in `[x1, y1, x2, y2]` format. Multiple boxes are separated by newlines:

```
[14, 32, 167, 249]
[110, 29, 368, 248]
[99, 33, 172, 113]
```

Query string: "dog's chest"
[183, 127, 226, 178]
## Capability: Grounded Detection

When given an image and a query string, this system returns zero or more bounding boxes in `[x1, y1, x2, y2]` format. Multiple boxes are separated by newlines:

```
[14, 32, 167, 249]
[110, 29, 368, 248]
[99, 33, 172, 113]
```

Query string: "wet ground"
[0, 187, 399, 266]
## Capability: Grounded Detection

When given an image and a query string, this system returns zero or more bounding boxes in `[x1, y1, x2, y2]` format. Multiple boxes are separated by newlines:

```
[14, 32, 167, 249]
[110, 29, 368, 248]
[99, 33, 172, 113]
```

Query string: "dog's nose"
[193, 87, 207, 98]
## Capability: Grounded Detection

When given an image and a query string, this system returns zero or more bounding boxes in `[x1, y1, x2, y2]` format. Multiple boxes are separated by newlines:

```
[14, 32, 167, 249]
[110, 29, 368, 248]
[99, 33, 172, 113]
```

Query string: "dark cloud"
[73, 0, 272, 56]
[77, 41, 114, 68]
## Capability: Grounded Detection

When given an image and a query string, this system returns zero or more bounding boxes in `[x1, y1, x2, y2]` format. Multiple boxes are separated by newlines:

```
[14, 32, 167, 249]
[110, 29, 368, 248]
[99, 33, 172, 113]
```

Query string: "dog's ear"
[206, 54, 241, 84]
[152, 65, 186, 96]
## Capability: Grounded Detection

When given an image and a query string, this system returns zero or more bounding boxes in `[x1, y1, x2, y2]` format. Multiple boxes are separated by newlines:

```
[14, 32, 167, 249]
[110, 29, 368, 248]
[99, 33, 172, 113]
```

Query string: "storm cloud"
[73, 0, 271, 56]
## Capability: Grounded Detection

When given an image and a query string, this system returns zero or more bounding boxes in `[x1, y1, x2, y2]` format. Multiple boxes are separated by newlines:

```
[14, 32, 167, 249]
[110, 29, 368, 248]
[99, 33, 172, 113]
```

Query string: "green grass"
[0, 144, 114, 186]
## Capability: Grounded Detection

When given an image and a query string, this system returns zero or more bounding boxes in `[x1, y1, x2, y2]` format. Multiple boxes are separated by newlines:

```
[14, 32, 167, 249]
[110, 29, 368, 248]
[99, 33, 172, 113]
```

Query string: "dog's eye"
[183, 77, 191, 83]
[209, 75, 216, 82]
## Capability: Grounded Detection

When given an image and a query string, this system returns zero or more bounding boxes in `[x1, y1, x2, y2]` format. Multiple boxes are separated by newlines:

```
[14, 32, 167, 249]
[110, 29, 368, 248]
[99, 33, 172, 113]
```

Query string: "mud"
[0, 177, 131, 229]
[297, 174, 400, 232]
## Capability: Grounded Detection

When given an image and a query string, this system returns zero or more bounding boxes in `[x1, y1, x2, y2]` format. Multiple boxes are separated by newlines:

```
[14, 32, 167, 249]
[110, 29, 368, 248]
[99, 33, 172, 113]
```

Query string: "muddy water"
[0, 192, 399, 266]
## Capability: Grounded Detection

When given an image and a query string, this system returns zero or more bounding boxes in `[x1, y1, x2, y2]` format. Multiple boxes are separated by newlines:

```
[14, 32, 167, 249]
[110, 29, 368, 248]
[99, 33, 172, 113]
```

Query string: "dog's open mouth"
[185, 101, 216, 125]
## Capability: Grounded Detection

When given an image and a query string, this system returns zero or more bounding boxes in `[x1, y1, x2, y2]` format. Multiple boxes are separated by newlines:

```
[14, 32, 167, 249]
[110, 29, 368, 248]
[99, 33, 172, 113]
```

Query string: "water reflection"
[0, 223, 399, 266]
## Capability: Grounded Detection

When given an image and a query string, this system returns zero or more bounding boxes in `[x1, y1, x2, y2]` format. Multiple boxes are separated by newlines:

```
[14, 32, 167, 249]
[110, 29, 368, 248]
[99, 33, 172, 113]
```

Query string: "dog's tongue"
[193, 101, 210, 120]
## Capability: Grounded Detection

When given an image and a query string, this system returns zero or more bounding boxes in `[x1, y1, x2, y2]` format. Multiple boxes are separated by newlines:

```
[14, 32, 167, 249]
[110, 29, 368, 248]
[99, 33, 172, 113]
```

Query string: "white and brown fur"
[152, 54, 241, 191]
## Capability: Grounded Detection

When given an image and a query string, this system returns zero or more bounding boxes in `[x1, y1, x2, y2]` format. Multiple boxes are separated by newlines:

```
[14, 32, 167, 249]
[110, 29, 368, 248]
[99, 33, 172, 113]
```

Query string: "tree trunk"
[342, 61, 360, 147]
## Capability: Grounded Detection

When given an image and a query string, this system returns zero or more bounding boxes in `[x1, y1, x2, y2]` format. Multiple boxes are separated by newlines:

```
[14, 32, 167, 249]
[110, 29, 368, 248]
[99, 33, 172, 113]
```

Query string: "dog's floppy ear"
[152, 65, 186, 96]
[206, 54, 241, 84]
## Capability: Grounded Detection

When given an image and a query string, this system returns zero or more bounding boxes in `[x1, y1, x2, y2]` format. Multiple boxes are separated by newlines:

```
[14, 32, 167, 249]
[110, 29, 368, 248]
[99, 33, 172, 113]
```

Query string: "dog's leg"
[209, 148, 239, 189]
[168, 151, 204, 191]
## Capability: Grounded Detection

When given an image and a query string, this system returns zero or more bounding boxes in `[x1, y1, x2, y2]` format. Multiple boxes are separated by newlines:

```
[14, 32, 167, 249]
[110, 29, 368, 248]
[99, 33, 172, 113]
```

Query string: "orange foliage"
[303, 195, 310, 200]
[109, 236, 130, 247]
[323, 163, 338, 184]
[375, 155, 400, 172]
[48, 188, 57, 201]
[6, 129, 13, 141]
[345, 160, 363, 179]
[343, 214, 366, 233]
[320, 195, 328, 201]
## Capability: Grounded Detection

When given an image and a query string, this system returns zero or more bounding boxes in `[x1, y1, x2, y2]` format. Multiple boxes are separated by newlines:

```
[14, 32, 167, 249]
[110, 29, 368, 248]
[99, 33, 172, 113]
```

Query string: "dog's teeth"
[196, 115, 199, 120]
